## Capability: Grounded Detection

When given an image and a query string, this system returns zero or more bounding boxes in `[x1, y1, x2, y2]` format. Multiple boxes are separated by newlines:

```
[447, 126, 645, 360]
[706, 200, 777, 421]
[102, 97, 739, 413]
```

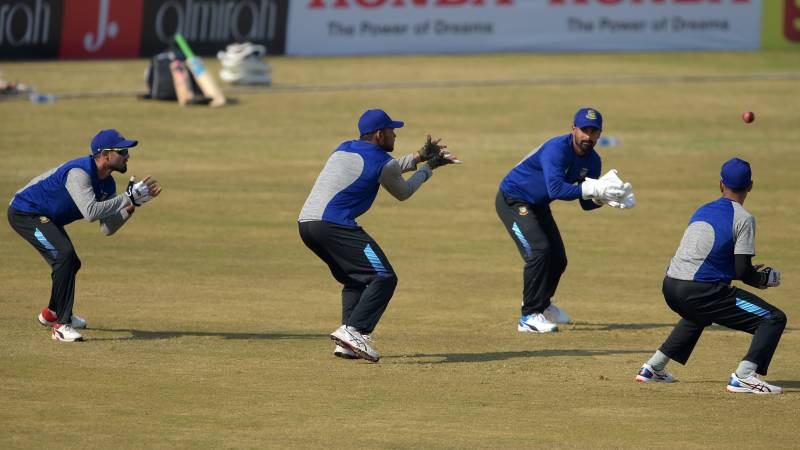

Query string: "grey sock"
[646, 350, 670, 372]
[735, 360, 758, 379]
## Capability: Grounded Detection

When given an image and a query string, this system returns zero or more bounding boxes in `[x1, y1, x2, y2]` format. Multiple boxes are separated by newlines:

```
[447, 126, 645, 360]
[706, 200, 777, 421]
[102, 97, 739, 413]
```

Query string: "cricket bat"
[174, 33, 226, 107]
[169, 59, 194, 106]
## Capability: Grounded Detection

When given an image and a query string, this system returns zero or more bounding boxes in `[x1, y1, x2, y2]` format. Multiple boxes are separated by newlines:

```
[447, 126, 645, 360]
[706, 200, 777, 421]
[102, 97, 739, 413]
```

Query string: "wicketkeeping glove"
[581, 177, 625, 202]
[125, 176, 153, 206]
[418, 135, 444, 162]
[426, 149, 462, 170]
[758, 267, 781, 288]
[607, 182, 637, 209]
[598, 169, 637, 209]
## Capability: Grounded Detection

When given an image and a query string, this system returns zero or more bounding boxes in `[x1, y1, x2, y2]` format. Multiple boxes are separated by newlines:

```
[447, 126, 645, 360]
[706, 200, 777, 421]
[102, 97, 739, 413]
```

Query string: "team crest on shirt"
[39, 216, 50, 224]
[517, 205, 529, 216]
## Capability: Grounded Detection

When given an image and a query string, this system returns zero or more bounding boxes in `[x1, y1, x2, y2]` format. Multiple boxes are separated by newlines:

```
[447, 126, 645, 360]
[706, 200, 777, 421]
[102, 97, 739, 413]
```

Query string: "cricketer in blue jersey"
[298, 109, 460, 362]
[496, 107, 627, 333]
[7, 129, 161, 342]
[636, 158, 786, 394]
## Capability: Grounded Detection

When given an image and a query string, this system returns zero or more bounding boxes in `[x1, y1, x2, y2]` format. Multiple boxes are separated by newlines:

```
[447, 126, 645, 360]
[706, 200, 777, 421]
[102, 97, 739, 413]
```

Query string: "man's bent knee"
[375, 273, 398, 290]
[55, 248, 81, 270]
[768, 308, 787, 329]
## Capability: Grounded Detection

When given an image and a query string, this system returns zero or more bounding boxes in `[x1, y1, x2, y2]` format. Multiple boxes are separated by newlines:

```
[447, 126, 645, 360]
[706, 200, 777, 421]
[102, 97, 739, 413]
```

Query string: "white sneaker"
[334, 344, 359, 359]
[333, 333, 373, 359]
[543, 303, 571, 324]
[726, 373, 783, 394]
[330, 325, 380, 362]
[635, 364, 675, 383]
[518, 313, 558, 333]
[38, 308, 87, 329]
[51, 324, 84, 342]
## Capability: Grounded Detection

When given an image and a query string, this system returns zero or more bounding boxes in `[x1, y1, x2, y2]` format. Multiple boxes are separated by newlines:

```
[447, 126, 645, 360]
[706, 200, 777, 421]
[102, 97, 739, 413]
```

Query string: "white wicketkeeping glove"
[599, 169, 623, 186]
[607, 182, 637, 209]
[581, 177, 625, 202]
[599, 169, 636, 209]
[125, 177, 153, 206]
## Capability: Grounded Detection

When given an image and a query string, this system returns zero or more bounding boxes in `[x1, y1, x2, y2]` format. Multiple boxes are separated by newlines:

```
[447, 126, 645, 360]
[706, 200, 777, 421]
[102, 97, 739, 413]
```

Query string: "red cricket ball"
[742, 111, 755, 123]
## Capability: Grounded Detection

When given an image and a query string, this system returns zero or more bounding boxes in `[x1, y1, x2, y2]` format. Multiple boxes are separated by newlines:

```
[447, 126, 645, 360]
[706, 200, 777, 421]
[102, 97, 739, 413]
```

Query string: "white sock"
[646, 350, 670, 372]
[735, 361, 758, 379]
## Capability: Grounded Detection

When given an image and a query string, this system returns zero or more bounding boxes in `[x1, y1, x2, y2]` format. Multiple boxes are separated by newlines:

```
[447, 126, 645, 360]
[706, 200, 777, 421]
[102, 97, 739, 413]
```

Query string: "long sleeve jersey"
[298, 140, 433, 227]
[10, 155, 133, 235]
[499, 134, 601, 210]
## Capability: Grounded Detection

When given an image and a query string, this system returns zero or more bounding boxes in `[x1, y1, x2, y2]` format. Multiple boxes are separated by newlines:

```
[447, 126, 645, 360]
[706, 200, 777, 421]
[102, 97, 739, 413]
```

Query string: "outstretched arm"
[379, 159, 432, 201]
[380, 135, 461, 200]
[101, 176, 161, 235]
[66, 168, 131, 222]
[395, 153, 421, 173]
[66, 169, 161, 235]
[99, 206, 134, 236]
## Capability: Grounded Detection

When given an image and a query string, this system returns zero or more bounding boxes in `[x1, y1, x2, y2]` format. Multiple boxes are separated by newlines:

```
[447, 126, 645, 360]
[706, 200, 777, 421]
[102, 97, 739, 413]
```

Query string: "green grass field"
[1, 51, 799, 449]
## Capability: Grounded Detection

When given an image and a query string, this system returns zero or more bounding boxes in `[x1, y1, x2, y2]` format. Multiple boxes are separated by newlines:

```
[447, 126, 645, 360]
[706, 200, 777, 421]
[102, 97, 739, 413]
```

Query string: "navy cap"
[90, 129, 138, 155]
[358, 109, 404, 136]
[573, 107, 603, 130]
[720, 157, 752, 190]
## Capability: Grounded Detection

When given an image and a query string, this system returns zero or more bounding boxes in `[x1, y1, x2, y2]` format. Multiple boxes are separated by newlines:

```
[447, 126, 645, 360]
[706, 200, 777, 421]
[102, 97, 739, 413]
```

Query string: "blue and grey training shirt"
[298, 140, 433, 227]
[10, 155, 133, 235]
[667, 197, 756, 284]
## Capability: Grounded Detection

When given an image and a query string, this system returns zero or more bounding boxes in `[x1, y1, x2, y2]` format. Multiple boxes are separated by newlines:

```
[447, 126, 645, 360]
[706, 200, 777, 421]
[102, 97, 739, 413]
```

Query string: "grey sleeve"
[379, 159, 433, 201]
[66, 168, 132, 223]
[99, 209, 133, 236]
[395, 153, 419, 173]
[733, 206, 756, 255]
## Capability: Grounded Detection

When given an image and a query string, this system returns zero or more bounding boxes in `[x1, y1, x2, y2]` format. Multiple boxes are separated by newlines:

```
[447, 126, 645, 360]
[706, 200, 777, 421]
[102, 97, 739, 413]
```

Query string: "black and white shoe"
[330, 325, 380, 362]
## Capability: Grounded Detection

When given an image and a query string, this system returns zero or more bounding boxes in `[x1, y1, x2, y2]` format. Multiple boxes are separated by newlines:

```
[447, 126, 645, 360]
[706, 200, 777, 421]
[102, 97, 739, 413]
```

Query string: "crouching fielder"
[7, 129, 161, 342]
[496, 107, 628, 333]
[298, 109, 460, 362]
[636, 158, 786, 394]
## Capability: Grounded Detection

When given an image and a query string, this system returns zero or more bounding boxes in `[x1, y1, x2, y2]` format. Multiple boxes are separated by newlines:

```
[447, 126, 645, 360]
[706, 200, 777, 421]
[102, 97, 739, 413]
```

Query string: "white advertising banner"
[286, 0, 762, 56]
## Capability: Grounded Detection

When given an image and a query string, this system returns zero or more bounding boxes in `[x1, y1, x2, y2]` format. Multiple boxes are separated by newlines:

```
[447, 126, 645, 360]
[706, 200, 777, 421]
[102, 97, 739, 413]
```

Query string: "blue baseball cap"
[91, 129, 138, 155]
[358, 109, 404, 136]
[573, 107, 603, 130]
[720, 157, 752, 190]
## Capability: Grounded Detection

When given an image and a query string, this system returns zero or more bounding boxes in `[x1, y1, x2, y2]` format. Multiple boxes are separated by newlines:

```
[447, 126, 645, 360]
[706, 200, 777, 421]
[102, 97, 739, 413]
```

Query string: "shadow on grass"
[385, 348, 649, 364]
[772, 380, 800, 390]
[566, 323, 800, 332]
[568, 322, 674, 331]
[90, 328, 328, 341]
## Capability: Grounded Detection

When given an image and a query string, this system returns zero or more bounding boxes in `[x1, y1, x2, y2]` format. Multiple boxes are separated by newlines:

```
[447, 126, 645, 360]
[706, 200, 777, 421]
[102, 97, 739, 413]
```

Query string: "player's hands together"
[426, 150, 462, 169]
[417, 134, 462, 170]
[607, 182, 636, 209]
[418, 135, 445, 162]
[758, 266, 781, 289]
[587, 169, 637, 209]
[125, 175, 162, 207]
[581, 177, 625, 203]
